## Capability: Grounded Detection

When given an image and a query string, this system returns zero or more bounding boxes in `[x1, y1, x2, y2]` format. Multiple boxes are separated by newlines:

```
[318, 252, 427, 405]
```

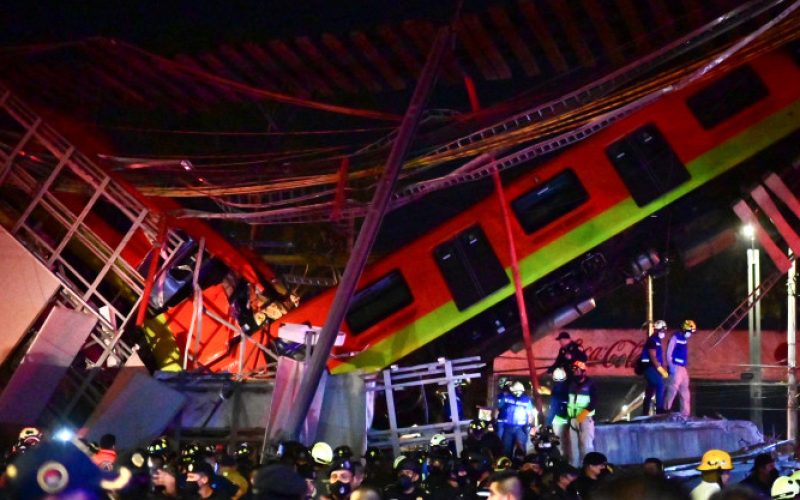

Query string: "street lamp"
[742, 224, 763, 431]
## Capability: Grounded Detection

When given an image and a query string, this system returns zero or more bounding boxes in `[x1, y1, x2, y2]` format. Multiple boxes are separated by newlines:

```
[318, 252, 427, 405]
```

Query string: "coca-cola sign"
[581, 338, 645, 369]
[494, 329, 791, 381]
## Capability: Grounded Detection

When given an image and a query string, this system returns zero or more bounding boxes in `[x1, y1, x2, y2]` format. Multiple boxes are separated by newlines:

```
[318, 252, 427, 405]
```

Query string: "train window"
[792, 40, 800, 68]
[606, 123, 690, 207]
[510, 169, 589, 235]
[346, 270, 413, 334]
[686, 65, 769, 130]
[434, 225, 510, 311]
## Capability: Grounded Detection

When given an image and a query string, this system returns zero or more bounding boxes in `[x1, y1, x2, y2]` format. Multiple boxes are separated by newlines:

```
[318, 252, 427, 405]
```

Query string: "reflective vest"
[671, 333, 689, 366]
[553, 378, 596, 424]
[640, 335, 663, 365]
[498, 394, 532, 425]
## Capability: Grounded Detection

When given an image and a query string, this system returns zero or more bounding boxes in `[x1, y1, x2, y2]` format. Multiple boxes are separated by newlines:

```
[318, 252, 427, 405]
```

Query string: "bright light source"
[54, 428, 74, 442]
[622, 405, 628, 412]
[181, 160, 193, 171]
[742, 224, 755, 239]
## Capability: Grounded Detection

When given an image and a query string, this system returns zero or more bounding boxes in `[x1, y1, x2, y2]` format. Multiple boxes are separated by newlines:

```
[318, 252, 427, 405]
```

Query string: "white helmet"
[430, 434, 448, 448]
[311, 442, 333, 465]
[654, 320, 667, 332]
[511, 381, 525, 396]
[552, 367, 567, 382]
[772, 476, 800, 500]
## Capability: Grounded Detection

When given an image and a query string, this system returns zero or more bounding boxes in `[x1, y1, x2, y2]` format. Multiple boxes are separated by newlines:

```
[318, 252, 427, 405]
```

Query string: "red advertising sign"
[494, 329, 792, 381]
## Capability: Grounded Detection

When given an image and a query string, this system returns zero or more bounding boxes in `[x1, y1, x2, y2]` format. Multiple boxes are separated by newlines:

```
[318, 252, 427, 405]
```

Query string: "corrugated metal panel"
[518, 0, 570, 72]
[487, 5, 541, 77]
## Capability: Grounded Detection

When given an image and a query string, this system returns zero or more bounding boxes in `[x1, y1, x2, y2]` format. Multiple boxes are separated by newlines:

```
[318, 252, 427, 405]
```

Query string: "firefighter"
[552, 361, 597, 467]
[546, 332, 587, 426]
[691, 449, 734, 500]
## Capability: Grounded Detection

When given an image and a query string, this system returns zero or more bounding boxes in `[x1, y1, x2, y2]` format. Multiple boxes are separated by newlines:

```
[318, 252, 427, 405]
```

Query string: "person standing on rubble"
[640, 320, 669, 415]
[546, 332, 587, 426]
[663, 320, 696, 416]
[553, 360, 597, 467]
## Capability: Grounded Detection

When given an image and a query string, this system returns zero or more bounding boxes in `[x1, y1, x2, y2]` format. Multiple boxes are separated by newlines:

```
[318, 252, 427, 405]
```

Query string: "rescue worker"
[329, 456, 357, 500]
[384, 457, 430, 500]
[552, 361, 597, 467]
[772, 476, 800, 500]
[740, 453, 778, 499]
[542, 462, 579, 500]
[546, 332, 588, 426]
[312, 442, 334, 471]
[641, 320, 669, 415]
[251, 463, 309, 500]
[497, 381, 535, 458]
[219, 453, 249, 500]
[691, 449, 734, 500]
[642, 457, 665, 478]
[430, 434, 452, 459]
[496, 377, 513, 441]
[91, 433, 117, 471]
[663, 319, 696, 416]
[569, 452, 609, 500]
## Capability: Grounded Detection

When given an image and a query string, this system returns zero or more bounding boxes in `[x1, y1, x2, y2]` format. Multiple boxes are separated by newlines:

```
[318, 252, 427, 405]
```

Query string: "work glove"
[576, 409, 590, 423]
[657, 366, 669, 379]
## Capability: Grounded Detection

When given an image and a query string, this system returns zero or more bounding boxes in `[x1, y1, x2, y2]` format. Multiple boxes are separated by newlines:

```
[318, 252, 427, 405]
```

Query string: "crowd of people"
[0, 322, 791, 500]
[0, 420, 793, 500]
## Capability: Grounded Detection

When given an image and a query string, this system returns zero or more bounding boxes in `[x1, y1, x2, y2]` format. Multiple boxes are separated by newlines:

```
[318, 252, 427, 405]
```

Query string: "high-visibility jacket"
[553, 377, 597, 424]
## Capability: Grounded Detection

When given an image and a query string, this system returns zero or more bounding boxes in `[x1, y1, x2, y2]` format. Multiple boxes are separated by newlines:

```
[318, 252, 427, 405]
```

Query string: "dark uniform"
[641, 334, 666, 415]
[546, 335, 587, 425]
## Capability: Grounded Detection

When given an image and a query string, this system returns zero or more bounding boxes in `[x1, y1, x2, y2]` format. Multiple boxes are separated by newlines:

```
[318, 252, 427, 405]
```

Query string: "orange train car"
[254, 45, 800, 375]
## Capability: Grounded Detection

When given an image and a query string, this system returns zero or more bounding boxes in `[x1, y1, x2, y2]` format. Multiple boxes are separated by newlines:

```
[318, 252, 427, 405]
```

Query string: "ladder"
[705, 265, 791, 351]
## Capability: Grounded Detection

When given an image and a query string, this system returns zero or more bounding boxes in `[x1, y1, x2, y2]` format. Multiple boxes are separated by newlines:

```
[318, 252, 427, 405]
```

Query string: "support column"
[646, 275, 654, 336]
[748, 247, 763, 431]
[281, 28, 453, 442]
[788, 254, 797, 441]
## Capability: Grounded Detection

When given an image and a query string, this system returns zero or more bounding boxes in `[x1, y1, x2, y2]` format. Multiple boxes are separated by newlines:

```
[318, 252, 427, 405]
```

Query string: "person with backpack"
[638, 320, 669, 415]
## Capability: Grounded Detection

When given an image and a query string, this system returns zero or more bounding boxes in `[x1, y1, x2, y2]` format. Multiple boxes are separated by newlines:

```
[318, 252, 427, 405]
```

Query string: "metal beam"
[280, 26, 453, 442]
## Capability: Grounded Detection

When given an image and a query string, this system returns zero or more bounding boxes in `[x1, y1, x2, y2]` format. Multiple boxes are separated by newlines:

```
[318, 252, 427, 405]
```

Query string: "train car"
[269, 44, 800, 375]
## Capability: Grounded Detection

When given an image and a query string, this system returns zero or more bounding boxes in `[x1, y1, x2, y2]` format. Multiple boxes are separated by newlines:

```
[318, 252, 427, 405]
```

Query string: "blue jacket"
[640, 335, 663, 365]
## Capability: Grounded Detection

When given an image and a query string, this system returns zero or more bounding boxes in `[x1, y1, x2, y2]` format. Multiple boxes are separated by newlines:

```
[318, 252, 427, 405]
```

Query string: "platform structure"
[595, 415, 764, 465]
[366, 357, 484, 457]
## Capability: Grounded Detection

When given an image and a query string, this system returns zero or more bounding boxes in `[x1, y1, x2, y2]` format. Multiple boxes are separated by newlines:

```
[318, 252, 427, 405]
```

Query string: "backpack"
[633, 357, 645, 375]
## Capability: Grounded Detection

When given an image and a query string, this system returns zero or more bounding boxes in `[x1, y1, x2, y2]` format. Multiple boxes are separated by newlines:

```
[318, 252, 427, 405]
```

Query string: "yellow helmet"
[683, 320, 697, 332]
[19, 427, 41, 441]
[772, 476, 800, 500]
[791, 470, 800, 481]
[697, 449, 733, 471]
[494, 456, 512, 470]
